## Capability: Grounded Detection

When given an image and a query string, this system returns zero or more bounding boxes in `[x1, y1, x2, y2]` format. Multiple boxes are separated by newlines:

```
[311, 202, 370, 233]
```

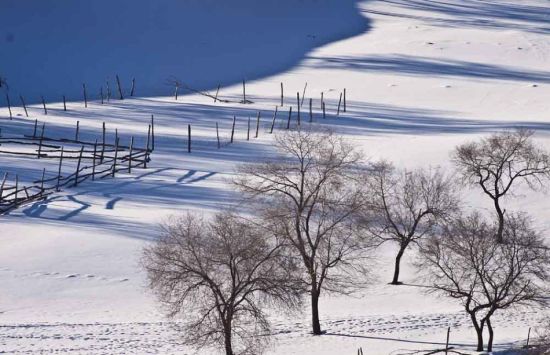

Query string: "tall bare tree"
[142, 212, 302, 355]
[417, 212, 550, 352]
[362, 161, 458, 285]
[234, 129, 372, 335]
[453, 129, 550, 243]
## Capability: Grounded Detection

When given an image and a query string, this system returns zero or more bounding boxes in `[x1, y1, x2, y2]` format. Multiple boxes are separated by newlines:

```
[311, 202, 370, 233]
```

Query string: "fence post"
[75, 120, 80, 141]
[83, 83, 88, 108]
[187, 125, 191, 153]
[230, 116, 236, 143]
[20, 95, 28, 117]
[322, 102, 326, 119]
[321, 92, 324, 110]
[526, 327, 531, 348]
[129, 136, 134, 172]
[41, 96, 48, 115]
[6, 94, 12, 120]
[74, 146, 84, 187]
[255, 111, 260, 138]
[445, 327, 451, 355]
[63, 95, 67, 111]
[214, 84, 220, 103]
[37, 123, 45, 159]
[242, 79, 246, 103]
[116, 74, 124, 100]
[151, 115, 155, 151]
[270, 106, 278, 134]
[101, 122, 106, 163]
[0, 172, 8, 200]
[280, 82, 284, 106]
[40, 168, 46, 194]
[112, 137, 119, 177]
[14, 175, 18, 203]
[297, 92, 300, 124]
[92, 139, 97, 180]
[56, 147, 64, 192]
[286, 107, 292, 129]
[247, 117, 250, 141]
[301, 82, 307, 107]
[33, 119, 38, 138]
[130, 78, 135, 97]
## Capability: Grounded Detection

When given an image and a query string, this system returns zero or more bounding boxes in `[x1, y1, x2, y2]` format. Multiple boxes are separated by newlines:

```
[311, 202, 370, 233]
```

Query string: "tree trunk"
[495, 198, 505, 243]
[470, 313, 484, 352]
[487, 317, 494, 352]
[391, 244, 407, 285]
[224, 322, 233, 355]
[311, 287, 322, 335]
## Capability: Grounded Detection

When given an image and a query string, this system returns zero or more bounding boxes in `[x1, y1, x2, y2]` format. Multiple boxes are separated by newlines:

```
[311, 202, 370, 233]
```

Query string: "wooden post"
[6, 94, 12, 120]
[101, 122, 106, 163]
[33, 119, 38, 138]
[129, 136, 134, 172]
[281, 82, 284, 107]
[174, 82, 179, 100]
[146, 124, 151, 152]
[309, 98, 313, 122]
[187, 125, 191, 153]
[344, 88, 347, 112]
[270, 106, 278, 134]
[337, 92, 342, 116]
[37, 123, 45, 159]
[287, 107, 292, 129]
[74, 146, 84, 186]
[14, 174, 18, 203]
[130, 78, 135, 97]
[112, 137, 119, 177]
[151, 115, 155, 151]
[247, 117, 250, 141]
[75, 121, 80, 141]
[321, 92, 324, 110]
[297, 92, 301, 125]
[41, 96, 47, 115]
[20, 95, 28, 117]
[216, 122, 220, 149]
[100, 87, 104, 105]
[214, 84, 220, 103]
[115, 128, 118, 147]
[92, 139, 97, 180]
[242, 79, 246, 103]
[40, 168, 46, 194]
[116, 75, 124, 100]
[0, 172, 8, 200]
[526, 327, 531, 348]
[322, 102, 326, 119]
[301, 82, 307, 107]
[230, 116, 236, 143]
[445, 327, 450, 355]
[63, 95, 67, 111]
[255, 111, 260, 138]
[83, 83, 88, 108]
[56, 147, 64, 192]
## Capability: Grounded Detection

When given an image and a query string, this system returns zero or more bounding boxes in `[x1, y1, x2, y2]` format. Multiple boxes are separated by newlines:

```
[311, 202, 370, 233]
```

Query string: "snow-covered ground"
[1, 0, 550, 353]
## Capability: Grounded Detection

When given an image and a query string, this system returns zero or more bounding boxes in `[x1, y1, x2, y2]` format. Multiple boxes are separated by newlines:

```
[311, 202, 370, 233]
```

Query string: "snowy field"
[1, 0, 550, 353]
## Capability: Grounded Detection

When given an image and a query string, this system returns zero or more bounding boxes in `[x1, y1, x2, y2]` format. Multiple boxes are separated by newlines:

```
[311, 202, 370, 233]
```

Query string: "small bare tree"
[418, 212, 550, 352]
[142, 212, 302, 355]
[362, 161, 458, 285]
[453, 129, 550, 243]
[234, 129, 372, 335]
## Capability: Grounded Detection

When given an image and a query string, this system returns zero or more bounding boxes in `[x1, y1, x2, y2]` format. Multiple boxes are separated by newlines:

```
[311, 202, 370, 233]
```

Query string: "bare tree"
[234, 129, 372, 335]
[142, 212, 302, 355]
[453, 129, 550, 243]
[362, 161, 458, 285]
[417, 212, 550, 352]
